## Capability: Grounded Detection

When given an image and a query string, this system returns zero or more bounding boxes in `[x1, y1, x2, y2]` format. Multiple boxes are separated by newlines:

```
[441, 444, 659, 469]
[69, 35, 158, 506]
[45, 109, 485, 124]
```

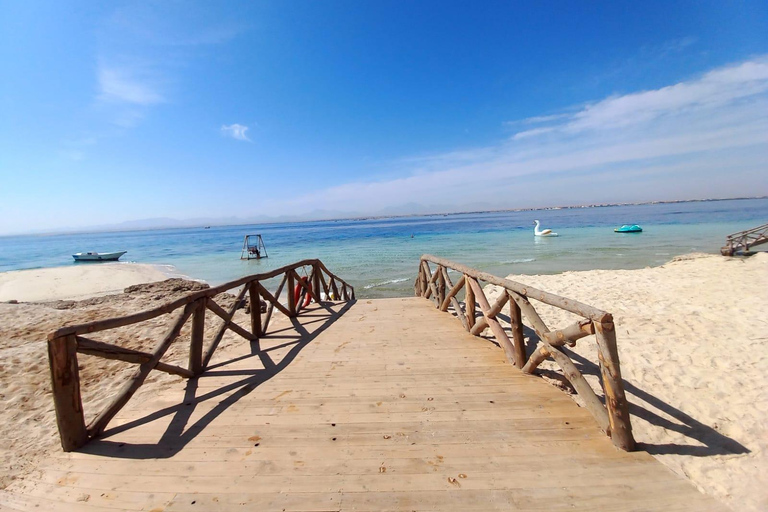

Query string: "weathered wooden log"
[48, 334, 87, 451]
[509, 291, 556, 374]
[189, 297, 206, 374]
[422, 261, 439, 300]
[508, 293, 527, 368]
[202, 286, 252, 366]
[317, 267, 331, 298]
[76, 337, 193, 378]
[249, 282, 262, 338]
[50, 259, 328, 339]
[287, 272, 296, 317]
[312, 264, 322, 303]
[464, 274, 476, 330]
[595, 321, 635, 451]
[420, 255, 612, 322]
[291, 269, 321, 310]
[440, 273, 465, 312]
[466, 278, 517, 365]
[206, 298, 256, 341]
[316, 260, 354, 298]
[545, 343, 610, 433]
[522, 318, 594, 373]
[261, 274, 288, 332]
[428, 281, 440, 307]
[259, 281, 291, 319]
[437, 267, 446, 306]
[470, 292, 509, 336]
[330, 278, 340, 301]
[542, 319, 594, 347]
[508, 291, 550, 338]
[303, 268, 317, 304]
[87, 302, 196, 437]
[439, 269, 467, 330]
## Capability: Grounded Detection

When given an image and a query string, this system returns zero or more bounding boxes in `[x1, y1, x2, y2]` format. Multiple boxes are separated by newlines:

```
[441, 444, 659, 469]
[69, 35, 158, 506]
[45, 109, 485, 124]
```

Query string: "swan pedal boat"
[72, 251, 127, 262]
[614, 225, 643, 233]
[533, 220, 558, 237]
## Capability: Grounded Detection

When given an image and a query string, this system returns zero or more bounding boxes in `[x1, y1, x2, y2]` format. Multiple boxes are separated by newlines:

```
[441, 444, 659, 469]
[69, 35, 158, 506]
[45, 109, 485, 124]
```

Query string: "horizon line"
[3, 195, 766, 238]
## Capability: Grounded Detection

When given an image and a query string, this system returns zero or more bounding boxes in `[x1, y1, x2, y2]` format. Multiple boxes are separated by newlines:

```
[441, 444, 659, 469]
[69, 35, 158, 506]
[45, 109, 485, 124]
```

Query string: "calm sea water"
[1, 198, 766, 298]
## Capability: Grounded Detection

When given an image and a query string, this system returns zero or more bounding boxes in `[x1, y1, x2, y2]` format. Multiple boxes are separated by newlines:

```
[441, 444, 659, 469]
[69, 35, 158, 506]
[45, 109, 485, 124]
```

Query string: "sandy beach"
[0, 263, 171, 302]
[0, 253, 765, 510]
[484, 252, 768, 511]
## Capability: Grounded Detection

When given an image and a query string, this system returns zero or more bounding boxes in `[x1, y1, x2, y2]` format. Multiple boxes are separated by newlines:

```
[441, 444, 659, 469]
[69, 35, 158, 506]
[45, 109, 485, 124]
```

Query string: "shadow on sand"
[80, 300, 355, 459]
[487, 312, 750, 458]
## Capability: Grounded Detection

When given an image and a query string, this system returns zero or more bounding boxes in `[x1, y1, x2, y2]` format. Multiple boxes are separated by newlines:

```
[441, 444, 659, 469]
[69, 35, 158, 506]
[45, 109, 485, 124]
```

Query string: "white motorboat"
[72, 251, 127, 262]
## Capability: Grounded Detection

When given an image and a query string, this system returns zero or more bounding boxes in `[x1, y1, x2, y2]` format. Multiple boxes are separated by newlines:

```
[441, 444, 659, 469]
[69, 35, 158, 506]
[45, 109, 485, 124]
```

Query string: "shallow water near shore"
[1, 198, 766, 298]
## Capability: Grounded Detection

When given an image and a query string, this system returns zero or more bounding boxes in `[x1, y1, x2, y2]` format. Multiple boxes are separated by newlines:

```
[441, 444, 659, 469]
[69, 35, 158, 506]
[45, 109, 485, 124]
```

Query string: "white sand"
[0, 263, 171, 302]
[483, 252, 768, 511]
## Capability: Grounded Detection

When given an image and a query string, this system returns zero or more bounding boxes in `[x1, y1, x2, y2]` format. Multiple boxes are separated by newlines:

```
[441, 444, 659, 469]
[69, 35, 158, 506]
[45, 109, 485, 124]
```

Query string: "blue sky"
[1, 1, 767, 234]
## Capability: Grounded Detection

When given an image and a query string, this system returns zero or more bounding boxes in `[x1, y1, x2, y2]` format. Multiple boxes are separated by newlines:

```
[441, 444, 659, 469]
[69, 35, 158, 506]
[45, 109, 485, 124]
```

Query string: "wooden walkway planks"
[2, 298, 722, 511]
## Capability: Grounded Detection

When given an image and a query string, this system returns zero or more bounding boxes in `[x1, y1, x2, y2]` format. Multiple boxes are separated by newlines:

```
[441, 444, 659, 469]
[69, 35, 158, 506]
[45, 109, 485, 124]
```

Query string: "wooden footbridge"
[1, 258, 722, 510]
[721, 222, 768, 256]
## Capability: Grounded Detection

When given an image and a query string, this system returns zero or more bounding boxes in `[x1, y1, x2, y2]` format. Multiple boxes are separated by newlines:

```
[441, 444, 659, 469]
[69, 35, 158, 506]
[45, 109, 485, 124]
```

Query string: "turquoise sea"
[1, 198, 766, 299]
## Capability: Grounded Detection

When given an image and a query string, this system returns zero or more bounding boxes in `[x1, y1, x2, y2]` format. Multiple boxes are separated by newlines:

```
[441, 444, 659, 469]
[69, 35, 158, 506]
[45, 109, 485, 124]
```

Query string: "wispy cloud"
[221, 123, 251, 142]
[97, 65, 164, 106]
[255, 56, 768, 216]
[514, 58, 768, 139]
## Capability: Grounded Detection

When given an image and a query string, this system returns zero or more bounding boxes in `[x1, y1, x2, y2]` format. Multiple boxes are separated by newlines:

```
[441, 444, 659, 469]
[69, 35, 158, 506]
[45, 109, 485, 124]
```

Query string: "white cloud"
[514, 58, 768, 138]
[254, 56, 768, 216]
[97, 66, 164, 105]
[221, 123, 251, 142]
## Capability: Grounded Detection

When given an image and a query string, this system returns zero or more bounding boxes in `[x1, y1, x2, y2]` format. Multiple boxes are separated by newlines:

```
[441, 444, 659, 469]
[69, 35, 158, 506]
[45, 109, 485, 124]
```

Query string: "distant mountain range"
[13, 196, 767, 236]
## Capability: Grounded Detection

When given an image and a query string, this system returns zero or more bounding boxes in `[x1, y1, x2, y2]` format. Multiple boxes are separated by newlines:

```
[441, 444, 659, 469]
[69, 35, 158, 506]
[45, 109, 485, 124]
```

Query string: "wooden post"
[594, 321, 635, 451]
[312, 264, 322, 303]
[421, 260, 433, 298]
[330, 278, 340, 301]
[437, 267, 446, 307]
[508, 292, 527, 368]
[464, 274, 475, 330]
[48, 335, 87, 452]
[249, 281, 262, 337]
[287, 271, 296, 317]
[189, 297, 206, 375]
[470, 292, 508, 336]
[466, 278, 517, 366]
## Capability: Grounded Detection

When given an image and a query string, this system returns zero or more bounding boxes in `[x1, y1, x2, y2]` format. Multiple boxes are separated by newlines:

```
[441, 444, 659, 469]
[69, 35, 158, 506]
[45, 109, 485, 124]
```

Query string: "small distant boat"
[614, 225, 643, 233]
[72, 251, 127, 262]
[533, 220, 558, 237]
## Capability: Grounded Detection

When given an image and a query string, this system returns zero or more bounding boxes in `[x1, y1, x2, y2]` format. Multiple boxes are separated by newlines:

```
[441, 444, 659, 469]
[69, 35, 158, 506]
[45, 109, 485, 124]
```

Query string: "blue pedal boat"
[614, 224, 643, 233]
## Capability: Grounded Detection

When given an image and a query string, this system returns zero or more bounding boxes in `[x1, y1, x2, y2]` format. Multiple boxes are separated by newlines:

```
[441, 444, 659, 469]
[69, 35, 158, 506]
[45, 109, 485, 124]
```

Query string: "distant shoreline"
[4, 195, 767, 238]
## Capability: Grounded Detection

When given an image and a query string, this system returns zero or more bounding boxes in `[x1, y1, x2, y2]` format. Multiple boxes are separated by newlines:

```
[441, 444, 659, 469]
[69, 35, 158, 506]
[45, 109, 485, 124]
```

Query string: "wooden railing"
[47, 259, 354, 452]
[414, 255, 635, 451]
[721, 222, 768, 256]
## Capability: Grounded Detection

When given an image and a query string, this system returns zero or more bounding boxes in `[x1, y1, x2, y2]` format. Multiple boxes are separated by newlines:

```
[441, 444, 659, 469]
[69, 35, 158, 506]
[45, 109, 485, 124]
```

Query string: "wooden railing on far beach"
[47, 259, 354, 452]
[415, 254, 635, 451]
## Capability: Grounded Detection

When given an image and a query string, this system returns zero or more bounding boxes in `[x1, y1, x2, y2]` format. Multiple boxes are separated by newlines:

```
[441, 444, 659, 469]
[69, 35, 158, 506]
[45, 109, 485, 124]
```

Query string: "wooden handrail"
[47, 259, 354, 451]
[48, 259, 354, 339]
[421, 254, 611, 322]
[415, 254, 634, 451]
[721, 222, 768, 256]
